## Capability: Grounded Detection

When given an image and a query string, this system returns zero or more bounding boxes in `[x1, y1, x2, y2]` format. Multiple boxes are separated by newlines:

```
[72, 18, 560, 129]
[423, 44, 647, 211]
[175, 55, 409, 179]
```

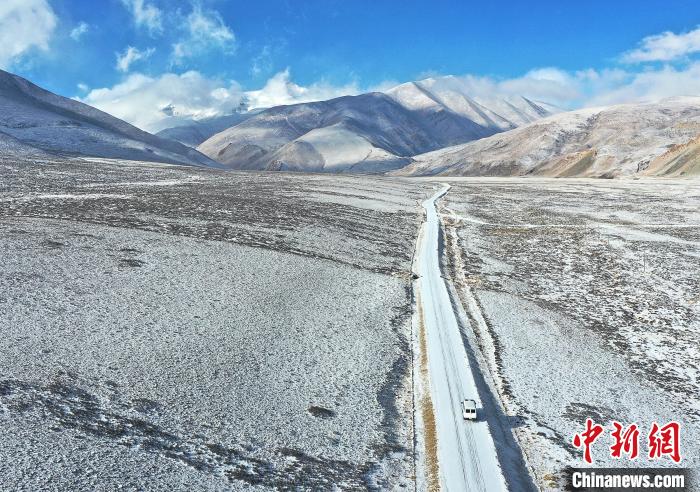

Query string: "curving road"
[415, 186, 507, 491]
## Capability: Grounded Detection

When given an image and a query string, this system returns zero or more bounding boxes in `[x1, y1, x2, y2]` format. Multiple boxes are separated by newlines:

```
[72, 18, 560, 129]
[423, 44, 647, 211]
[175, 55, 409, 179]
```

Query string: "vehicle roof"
[462, 399, 476, 408]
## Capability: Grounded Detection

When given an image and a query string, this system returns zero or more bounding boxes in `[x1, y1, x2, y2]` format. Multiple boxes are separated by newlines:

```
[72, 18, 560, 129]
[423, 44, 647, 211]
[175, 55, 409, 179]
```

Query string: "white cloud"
[586, 62, 700, 106]
[115, 46, 155, 72]
[171, 5, 235, 63]
[622, 26, 700, 63]
[251, 45, 272, 76]
[77, 82, 89, 92]
[80, 69, 360, 132]
[434, 63, 700, 110]
[77, 21, 700, 137]
[409, 27, 700, 108]
[80, 71, 244, 132]
[120, 0, 162, 34]
[245, 69, 360, 108]
[0, 0, 57, 69]
[70, 22, 89, 41]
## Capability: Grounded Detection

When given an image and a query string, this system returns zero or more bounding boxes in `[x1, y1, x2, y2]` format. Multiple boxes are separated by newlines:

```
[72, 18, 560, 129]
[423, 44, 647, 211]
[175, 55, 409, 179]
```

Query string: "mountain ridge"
[196, 77, 557, 172]
[0, 69, 220, 167]
[395, 96, 700, 177]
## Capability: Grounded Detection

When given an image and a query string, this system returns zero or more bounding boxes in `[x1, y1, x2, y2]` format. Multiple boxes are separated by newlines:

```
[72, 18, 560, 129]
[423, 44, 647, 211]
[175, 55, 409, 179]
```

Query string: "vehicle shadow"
[473, 412, 526, 429]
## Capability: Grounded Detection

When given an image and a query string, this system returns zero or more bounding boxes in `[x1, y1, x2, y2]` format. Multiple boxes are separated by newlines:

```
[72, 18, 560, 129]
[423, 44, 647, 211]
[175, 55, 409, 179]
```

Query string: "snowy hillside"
[386, 76, 556, 130]
[643, 132, 700, 176]
[0, 70, 219, 167]
[0, 130, 51, 159]
[263, 123, 410, 173]
[155, 112, 260, 147]
[197, 77, 557, 173]
[398, 97, 700, 177]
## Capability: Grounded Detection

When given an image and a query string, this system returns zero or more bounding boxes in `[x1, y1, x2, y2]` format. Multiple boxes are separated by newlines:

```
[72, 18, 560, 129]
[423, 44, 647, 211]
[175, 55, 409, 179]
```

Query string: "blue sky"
[2, 0, 700, 131]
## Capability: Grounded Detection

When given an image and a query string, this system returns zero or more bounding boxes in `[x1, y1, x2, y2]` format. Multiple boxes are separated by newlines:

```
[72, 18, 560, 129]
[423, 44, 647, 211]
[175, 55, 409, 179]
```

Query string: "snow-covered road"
[415, 186, 507, 491]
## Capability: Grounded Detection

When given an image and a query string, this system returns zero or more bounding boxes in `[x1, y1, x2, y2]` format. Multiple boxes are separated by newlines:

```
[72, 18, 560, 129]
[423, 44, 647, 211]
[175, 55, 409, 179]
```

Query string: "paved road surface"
[415, 186, 507, 491]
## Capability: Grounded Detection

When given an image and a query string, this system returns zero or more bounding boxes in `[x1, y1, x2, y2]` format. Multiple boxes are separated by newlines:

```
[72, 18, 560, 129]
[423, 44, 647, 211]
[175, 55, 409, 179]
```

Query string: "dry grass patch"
[416, 294, 440, 492]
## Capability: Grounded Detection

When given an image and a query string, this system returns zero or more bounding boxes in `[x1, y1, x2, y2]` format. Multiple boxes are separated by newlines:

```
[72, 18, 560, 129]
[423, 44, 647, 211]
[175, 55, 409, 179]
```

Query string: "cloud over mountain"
[81, 69, 362, 132]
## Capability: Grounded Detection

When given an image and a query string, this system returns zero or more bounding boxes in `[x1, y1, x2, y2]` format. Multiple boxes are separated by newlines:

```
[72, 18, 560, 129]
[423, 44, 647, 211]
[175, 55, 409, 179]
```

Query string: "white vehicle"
[462, 399, 477, 420]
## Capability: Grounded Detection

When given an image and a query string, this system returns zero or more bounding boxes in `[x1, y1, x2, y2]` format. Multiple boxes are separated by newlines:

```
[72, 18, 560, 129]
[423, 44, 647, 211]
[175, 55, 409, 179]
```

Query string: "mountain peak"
[194, 76, 557, 173]
[385, 75, 559, 130]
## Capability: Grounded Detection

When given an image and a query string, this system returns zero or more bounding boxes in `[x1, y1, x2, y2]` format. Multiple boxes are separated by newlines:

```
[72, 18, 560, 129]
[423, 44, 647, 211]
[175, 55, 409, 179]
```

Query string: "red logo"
[572, 418, 604, 464]
[610, 422, 639, 459]
[648, 422, 681, 463]
[573, 420, 682, 464]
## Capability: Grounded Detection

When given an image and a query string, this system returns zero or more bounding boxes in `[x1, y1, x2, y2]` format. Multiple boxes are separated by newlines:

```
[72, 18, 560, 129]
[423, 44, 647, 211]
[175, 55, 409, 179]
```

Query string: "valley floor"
[1, 158, 698, 491]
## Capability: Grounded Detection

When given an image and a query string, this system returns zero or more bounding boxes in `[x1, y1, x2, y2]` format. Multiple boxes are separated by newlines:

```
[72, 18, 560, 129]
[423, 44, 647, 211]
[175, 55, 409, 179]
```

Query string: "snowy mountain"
[386, 77, 557, 130]
[397, 97, 700, 177]
[197, 77, 558, 173]
[155, 111, 261, 147]
[0, 69, 219, 167]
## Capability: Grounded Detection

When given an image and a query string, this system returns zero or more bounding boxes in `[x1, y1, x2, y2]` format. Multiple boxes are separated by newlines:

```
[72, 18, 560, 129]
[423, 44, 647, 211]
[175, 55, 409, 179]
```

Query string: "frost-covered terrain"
[0, 156, 434, 490]
[400, 98, 700, 177]
[3, 151, 698, 491]
[196, 77, 555, 173]
[438, 178, 700, 489]
[0, 70, 217, 167]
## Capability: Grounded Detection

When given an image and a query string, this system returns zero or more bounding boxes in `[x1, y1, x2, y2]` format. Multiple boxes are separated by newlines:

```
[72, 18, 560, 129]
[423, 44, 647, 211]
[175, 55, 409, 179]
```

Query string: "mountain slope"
[0, 69, 219, 167]
[155, 112, 259, 147]
[0, 130, 51, 159]
[643, 133, 700, 176]
[263, 122, 410, 173]
[197, 77, 557, 173]
[197, 92, 488, 172]
[397, 97, 700, 177]
[386, 77, 557, 130]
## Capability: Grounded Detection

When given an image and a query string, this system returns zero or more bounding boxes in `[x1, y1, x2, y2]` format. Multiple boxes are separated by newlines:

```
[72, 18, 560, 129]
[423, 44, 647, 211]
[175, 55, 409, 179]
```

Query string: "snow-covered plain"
[3, 154, 698, 490]
[0, 157, 434, 490]
[437, 178, 700, 489]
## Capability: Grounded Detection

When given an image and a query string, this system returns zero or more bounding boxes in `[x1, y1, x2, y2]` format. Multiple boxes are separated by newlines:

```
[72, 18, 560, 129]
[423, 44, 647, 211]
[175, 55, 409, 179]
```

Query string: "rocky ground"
[0, 156, 435, 491]
[439, 177, 700, 489]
